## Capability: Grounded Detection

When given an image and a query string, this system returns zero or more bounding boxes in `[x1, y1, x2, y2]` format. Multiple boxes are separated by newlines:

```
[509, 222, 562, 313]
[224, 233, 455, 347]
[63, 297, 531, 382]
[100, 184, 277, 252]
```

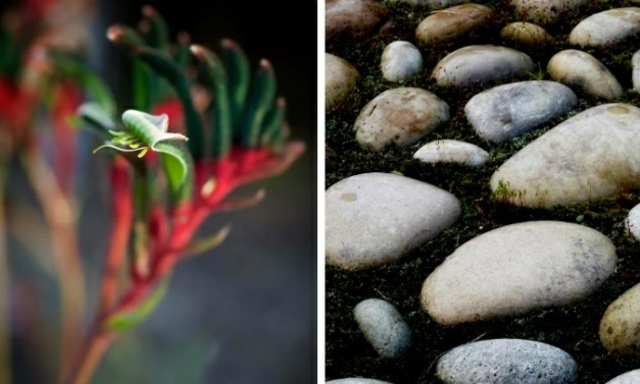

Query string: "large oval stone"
[415, 4, 493, 46]
[354, 87, 449, 151]
[326, 173, 461, 270]
[326, 53, 359, 111]
[437, 339, 578, 384]
[548, 50, 622, 100]
[354, 299, 412, 358]
[633, 50, 640, 92]
[327, 380, 393, 384]
[600, 283, 640, 356]
[422, 221, 616, 325]
[606, 370, 640, 384]
[570, 7, 640, 47]
[465, 80, 577, 142]
[510, 0, 588, 25]
[431, 45, 534, 87]
[325, 0, 388, 41]
[490, 104, 640, 207]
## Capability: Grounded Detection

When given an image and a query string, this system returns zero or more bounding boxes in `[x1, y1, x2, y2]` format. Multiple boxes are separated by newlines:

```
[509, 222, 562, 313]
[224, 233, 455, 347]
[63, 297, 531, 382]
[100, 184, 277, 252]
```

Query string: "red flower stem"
[0, 136, 12, 384]
[65, 328, 115, 384]
[20, 137, 85, 381]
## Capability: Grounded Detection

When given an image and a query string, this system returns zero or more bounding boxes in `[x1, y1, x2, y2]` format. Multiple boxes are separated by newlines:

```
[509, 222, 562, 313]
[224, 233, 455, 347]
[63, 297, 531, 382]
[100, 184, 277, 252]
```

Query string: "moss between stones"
[326, 1, 640, 383]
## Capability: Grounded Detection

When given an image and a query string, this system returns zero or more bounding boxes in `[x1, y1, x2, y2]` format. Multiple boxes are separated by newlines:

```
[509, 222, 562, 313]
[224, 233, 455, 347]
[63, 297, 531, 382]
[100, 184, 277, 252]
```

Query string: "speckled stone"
[465, 80, 577, 142]
[547, 50, 623, 100]
[605, 369, 640, 384]
[381, 41, 423, 82]
[422, 221, 616, 325]
[431, 45, 534, 87]
[632, 50, 640, 92]
[390, 0, 462, 7]
[437, 339, 578, 384]
[325, 0, 388, 41]
[626, 203, 640, 240]
[415, 4, 493, 46]
[326, 53, 359, 111]
[510, 0, 588, 25]
[600, 283, 640, 356]
[500, 22, 553, 45]
[327, 380, 393, 384]
[413, 140, 489, 166]
[326, 172, 461, 270]
[570, 7, 640, 47]
[490, 104, 640, 207]
[354, 299, 412, 358]
[354, 87, 449, 151]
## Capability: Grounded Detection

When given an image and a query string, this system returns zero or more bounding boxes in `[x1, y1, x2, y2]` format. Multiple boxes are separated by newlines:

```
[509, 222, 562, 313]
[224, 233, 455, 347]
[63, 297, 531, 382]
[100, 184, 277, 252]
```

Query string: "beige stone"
[511, 0, 588, 25]
[325, 53, 359, 111]
[325, 0, 388, 41]
[415, 4, 493, 46]
[548, 50, 622, 101]
[600, 283, 640, 356]
[500, 22, 553, 45]
[570, 7, 640, 47]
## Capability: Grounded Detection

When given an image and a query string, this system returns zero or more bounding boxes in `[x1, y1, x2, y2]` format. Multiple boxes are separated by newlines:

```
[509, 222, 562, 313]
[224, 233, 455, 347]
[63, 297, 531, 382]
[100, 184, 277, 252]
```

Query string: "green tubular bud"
[260, 97, 286, 148]
[174, 32, 192, 69]
[191, 44, 232, 159]
[221, 39, 250, 135]
[107, 25, 146, 51]
[242, 59, 276, 148]
[141, 5, 169, 50]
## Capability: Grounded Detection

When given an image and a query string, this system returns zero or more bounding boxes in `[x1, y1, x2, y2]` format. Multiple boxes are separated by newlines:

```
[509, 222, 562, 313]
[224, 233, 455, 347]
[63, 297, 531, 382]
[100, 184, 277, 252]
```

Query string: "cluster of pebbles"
[326, 0, 640, 383]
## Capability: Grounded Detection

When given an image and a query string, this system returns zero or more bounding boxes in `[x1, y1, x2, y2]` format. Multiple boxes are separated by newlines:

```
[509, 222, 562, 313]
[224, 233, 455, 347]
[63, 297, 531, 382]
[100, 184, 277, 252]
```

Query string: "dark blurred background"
[6, 0, 317, 383]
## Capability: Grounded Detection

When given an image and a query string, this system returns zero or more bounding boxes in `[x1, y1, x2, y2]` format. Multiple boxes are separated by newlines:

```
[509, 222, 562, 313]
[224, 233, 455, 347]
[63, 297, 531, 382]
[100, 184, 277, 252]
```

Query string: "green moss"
[326, 1, 640, 382]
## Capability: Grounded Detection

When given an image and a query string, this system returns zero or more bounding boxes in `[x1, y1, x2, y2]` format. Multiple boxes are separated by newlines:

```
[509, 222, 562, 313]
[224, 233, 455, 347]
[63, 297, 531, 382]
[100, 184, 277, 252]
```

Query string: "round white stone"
[632, 50, 640, 92]
[381, 41, 423, 82]
[413, 140, 489, 166]
[570, 7, 640, 47]
[354, 87, 449, 151]
[326, 172, 461, 270]
[626, 203, 640, 240]
[422, 221, 617, 325]
[354, 299, 412, 359]
[327, 380, 393, 384]
[605, 370, 640, 384]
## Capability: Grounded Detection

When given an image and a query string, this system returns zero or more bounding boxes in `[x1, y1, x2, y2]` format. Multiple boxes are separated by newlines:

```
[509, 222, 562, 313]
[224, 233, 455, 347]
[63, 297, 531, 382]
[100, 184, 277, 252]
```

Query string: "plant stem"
[65, 329, 114, 384]
[20, 137, 85, 381]
[0, 135, 12, 384]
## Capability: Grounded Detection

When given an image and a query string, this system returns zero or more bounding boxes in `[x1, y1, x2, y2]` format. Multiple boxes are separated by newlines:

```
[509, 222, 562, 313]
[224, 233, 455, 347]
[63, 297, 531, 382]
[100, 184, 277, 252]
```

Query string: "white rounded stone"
[570, 7, 640, 47]
[415, 4, 493, 46]
[326, 172, 461, 270]
[327, 380, 393, 384]
[431, 45, 534, 87]
[413, 140, 489, 166]
[465, 80, 577, 142]
[547, 49, 623, 101]
[437, 339, 578, 384]
[490, 103, 640, 207]
[354, 87, 449, 151]
[354, 299, 412, 359]
[381, 41, 423, 82]
[422, 221, 617, 325]
[633, 50, 640, 92]
[600, 283, 640, 356]
[326, 53, 359, 111]
[626, 203, 640, 240]
[605, 369, 640, 384]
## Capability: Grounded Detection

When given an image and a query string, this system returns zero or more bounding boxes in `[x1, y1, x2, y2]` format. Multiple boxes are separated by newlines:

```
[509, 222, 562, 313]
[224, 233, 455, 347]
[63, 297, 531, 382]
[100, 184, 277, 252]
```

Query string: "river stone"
[606, 370, 640, 384]
[465, 80, 577, 142]
[413, 140, 489, 166]
[569, 8, 640, 47]
[500, 22, 553, 45]
[381, 41, 423, 82]
[600, 283, 640, 356]
[547, 50, 623, 100]
[326, 172, 461, 270]
[431, 45, 534, 87]
[327, 380, 393, 384]
[415, 4, 493, 46]
[354, 88, 449, 151]
[390, 0, 462, 7]
[354, 299, 412, 358]
[633, 50, 640, 92]
[437, 339, 578, 384]
[422, 221, 617, 325]
[511, 0, 588, 25]
[326, 0, 388, 41]
[326, 53, 359, 111]
[490, 103, 640, 207]
[626, 203, 640, 240]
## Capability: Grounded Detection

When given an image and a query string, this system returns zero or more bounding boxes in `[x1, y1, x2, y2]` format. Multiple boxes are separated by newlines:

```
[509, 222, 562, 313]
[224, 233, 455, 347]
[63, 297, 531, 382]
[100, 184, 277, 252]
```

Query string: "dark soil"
[325, 1, 640, 383]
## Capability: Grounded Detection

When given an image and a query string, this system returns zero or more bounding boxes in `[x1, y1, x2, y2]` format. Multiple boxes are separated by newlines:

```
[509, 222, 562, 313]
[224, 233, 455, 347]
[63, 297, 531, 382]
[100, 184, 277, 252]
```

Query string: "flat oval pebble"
[413, 140, 488, 166]
[437, 339, 578, 384]
[325, 0, 388, 41]
[548, 50, 622, 100]
[327, 380, 393, 384]
[465, 80, 577, 142]
[326, 172, 461, 270]
[626, 203, 640, 240]
[422, 221, 616, 325]
[392, 0, 462, 7]
[633, 50, 640, 92]
[415, 4, 493, 46]
[431, 45, 534, 87]
[354, 87, 449, 151]
[600, 283, 640, 356]
[500, 22, 553, 45]
[354, 299, 412, 358]
[606, 370, 640, 384]
[490, 104, 640, 207]
[381, 41, 423, 82]
[570, 7, 640, 47]
[326, 53, 359, 111]
[511, 0, 588, 25]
